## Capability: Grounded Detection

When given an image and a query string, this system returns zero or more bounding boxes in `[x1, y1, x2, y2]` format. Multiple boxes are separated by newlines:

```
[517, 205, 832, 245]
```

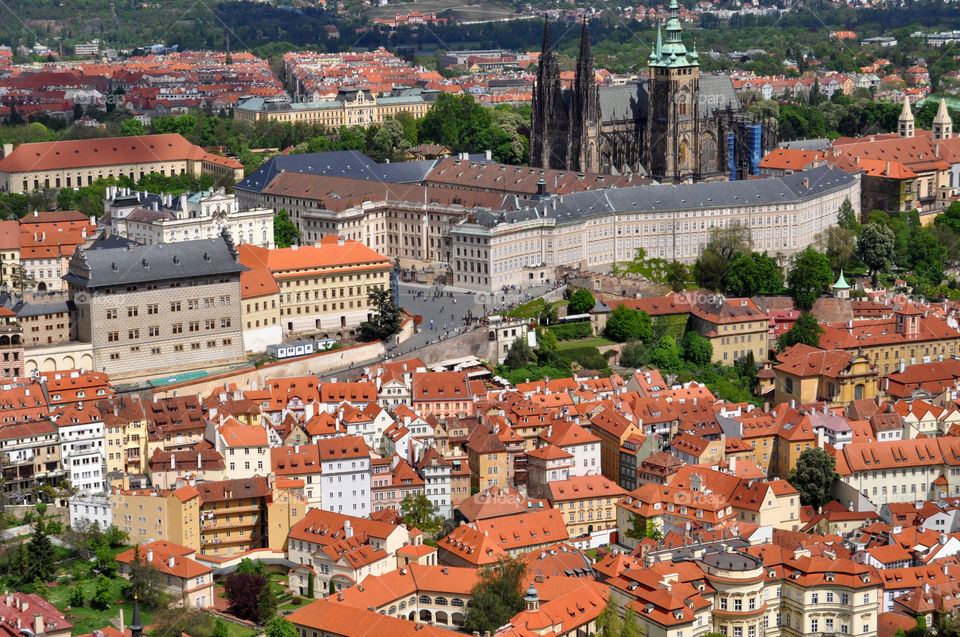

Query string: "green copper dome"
[649, 0, 697, 69]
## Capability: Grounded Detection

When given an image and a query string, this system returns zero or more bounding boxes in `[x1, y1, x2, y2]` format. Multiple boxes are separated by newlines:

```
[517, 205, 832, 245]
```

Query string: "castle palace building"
[531, 6, 774, 182]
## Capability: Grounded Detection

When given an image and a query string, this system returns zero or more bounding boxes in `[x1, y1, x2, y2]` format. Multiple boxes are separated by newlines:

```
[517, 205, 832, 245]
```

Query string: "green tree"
[536, 329, 558, 357]
[257, 585, 279, 625]
[694, 224, 751, 291]
[625, 514, 662, 541]
[663, 261, 688, 292]
[400, 491, 441, 533]
[568, 288, 596, 315]
[464, 556, 527, 635]
[236, 558, 266, 576]
[307, 572, 315, 599]
[604, 306, 652, 343]
[69, 584, 85, 608]
[815, 226, 857, 272]
[837, 197, 860, 233]
[537, 303, 559, 326]
[265, 618, 298, 637]
[649, 335, 683, 373]
[723, 251, 784, 297]
[681, 331, 713, 366]
[776, 312, 824, 352]
[503, 337, 534, 370]
[273, 209, 300, 248]
[935, 202, 960, 234]
[596, 598, 621, 637]
[619, 341, 648, 368]
[120, 118, 145, 136]
[357, 287, 403, 342]
[418, 93, 493, 155]
[328, 580, 336, 596]
[24, 518, 55, 583]
[734, 351, 759, 393]
[907, 225, 947, 285]
[857, 222, 897, 286]
[91, 575, 112, 610]
[788, 447, 838, 508]
[787, 247, 833, 310]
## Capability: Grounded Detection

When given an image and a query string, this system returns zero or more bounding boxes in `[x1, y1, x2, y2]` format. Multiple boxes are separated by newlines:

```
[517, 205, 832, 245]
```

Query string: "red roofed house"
[0, 592, 71, 637]
[117, 540, 214, 607]
[210, 418, 269, 479]
[0, 134, 243, 194]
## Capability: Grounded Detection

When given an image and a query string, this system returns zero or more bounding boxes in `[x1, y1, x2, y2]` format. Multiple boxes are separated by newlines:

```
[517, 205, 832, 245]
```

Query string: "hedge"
[548, 321, 593, 341]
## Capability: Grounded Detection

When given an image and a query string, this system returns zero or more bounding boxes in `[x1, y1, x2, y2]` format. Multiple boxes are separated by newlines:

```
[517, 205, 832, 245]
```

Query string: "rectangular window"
[148, 326, 159, 337]
[172, 324, 183, 334]
[171, 302, 181, 312]
[127, 306, 138, 317]
[147, 304, 158, 315]
[106, 309, 117, 319]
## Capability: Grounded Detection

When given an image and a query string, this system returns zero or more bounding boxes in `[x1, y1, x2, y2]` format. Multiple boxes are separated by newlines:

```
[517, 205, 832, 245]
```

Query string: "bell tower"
[643, 0, 701, 183]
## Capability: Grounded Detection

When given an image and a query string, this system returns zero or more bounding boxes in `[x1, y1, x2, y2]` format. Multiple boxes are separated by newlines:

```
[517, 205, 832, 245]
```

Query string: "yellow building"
[821, 305, 960, 376]
[690, 297, 769, 364]
[111, 484, 201, 550]
[267, 483, 307, 552]
[196, 476, 289, 557]
[730, 479, 801, 530]
[588, 409, 643, 484]
[238, 235, 392, 338]
[240, 265, 283, 352]
[546, 475, 626, 538]
[233, 90, 430, 127]
[0, 221, 17, 286]
[99, 397, 149, 477]
[465, 430, 508, 491]
[774, 344, 879, 406]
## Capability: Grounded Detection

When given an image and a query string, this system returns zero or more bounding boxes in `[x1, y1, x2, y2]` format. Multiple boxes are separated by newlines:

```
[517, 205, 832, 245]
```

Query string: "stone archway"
[419, 610, 432, 623]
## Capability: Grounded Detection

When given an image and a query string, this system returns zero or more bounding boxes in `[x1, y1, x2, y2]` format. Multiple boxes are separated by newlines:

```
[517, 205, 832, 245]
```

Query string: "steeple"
[649, 0, 696, 68]
[540, 17, 552, 56]
[130, 594, 143, 637]
[898, 94, 915, 138]
[933, 98, 952, 140]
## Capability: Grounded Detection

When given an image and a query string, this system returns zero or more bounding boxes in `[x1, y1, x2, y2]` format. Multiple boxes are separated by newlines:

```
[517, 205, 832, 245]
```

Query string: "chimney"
[119, 609, 124, 635]
[171, 455, 175, 470]
[168, 556, 175, 568]
[147, 549, 153, 563]
[345, 520, 353, 538]
[33, 613, 42, 635]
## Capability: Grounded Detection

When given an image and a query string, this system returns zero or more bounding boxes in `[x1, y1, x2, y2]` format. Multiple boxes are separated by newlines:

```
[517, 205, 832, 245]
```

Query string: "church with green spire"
[531, 7, 773, 182]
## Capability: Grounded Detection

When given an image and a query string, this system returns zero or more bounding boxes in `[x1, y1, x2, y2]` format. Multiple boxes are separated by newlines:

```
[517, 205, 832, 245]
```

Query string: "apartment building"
[688, 297, 770, 363]
[546, 474, 627, 539]
[0, 419, 62, 498]
[110, 484, 201, 550]
[271, 444, 324, 508]
[416, 447, 452, 520]
[195, 476, 305, 558]
[209, 420, 269, 480]
[588, 408, 643, 484]
[51, 402, 105, 495]
[438, 509, 569, 567]
[465, 429, 508, 491]
[316, 435, 371, 517]
[0, 134, 243, 194]
[774, 344, 879, 406]
[65, 235, 246, 380]
[237, 236, 391, 337]
[98, 396, 149, 476]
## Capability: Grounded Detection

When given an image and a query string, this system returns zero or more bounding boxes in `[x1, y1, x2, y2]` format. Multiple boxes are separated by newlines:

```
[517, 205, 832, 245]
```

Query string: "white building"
[450, 165, 861, 291]
[207, 419, 270, 479]
[52, 404, 105, 494]
[317, 435, 371, 517]
[68, 493, 112, 530]
[417, 447, 452, 520]
[103, 187, 275, 248]
[539, 421, 602, 477]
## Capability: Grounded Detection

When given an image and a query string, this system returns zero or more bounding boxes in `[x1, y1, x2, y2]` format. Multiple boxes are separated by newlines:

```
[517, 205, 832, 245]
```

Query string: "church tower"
[643, 0, 702, 182]
[569, 20, 601, 173]
[898, 95, 915, 138]
[530, 20, 568, 169]
[933, 98, 952, 140]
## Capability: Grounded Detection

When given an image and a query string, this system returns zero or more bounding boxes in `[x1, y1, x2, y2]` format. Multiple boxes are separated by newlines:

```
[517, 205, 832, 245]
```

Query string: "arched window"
[451, 599, 465, 607]
[435, 597, 448, 606]
[419, 595, 431, 604]
[389, 606, 397, 614]
[399, 601, 406, 611]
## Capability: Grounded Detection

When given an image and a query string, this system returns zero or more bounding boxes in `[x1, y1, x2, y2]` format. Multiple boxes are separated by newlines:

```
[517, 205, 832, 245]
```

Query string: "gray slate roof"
[598, 75, 739, 124]
[234, 151, 435, 194]
[64, 235, 245, 290]
[469, 164, 856, 229]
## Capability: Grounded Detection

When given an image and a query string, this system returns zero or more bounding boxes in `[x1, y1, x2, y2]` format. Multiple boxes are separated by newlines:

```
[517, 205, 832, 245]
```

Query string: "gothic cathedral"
[530, 1, 773, 183]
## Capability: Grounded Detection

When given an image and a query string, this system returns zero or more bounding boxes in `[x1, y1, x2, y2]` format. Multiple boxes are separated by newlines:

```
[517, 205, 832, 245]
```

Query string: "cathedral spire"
[934, 97, 952, 140]
[578, 17, 591, 63]
[541, 18, 552, 56]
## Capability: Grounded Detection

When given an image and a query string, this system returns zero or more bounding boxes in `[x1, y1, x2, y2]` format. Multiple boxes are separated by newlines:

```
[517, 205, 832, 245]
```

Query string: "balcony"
[201, 516, 260, 531]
